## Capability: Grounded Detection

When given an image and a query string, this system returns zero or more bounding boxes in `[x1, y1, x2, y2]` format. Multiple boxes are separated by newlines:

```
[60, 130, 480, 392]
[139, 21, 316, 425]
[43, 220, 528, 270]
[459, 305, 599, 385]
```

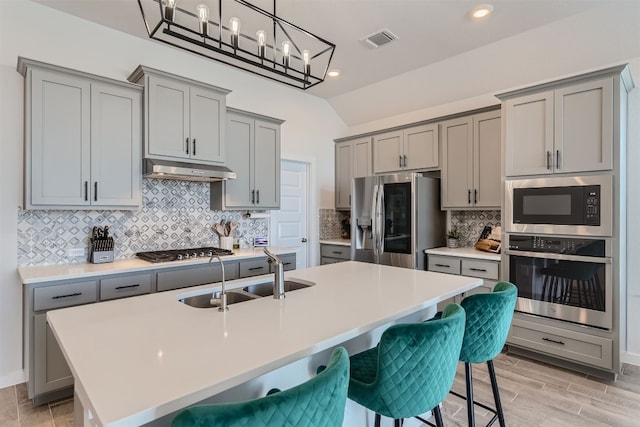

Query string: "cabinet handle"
[248, 266, 264, 271]
[403, 155, 407, 168]
[556, 150, 560, 169]
[474, 189, 478, 205]
[332, 251, 343, 254]
[468, 189, 471, 204]
[193, 139, 196, 156]
[435, 263, 451, 268]
[349, 194, 351, 206]
[469, 267, 487, 272]
[186, 138, 189, 154]
[115, 284, 140, 290]
[283, 262, 292, 266]
[399, 155, 403, 168]
[542, 337, 565, 346]
[84, 181, 88, 201]
[94, 182, 98, 202]
[52, 292, 82, 300]
[251, 190, 255, 204]
[256, 190, 260, 204]
[546, 151, 552, 170]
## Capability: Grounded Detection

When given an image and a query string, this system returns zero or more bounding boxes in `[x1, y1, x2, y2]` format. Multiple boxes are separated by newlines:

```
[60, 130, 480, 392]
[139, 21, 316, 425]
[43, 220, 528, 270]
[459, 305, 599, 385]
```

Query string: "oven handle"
[505, 249, 611, 264]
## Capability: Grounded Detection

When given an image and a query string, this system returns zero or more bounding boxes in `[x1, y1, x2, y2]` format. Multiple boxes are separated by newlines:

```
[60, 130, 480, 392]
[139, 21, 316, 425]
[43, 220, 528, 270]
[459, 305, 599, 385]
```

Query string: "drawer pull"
[332, 251, 343, 254]
[434, 263, 451, 268]
[283, 262, 292, 266]
[542, 337, 565, 346]
[115, 284, 140, 290]
[52, 292, 82, 300]
[248, 266, 264, 271]
[469, 268, 487, 272]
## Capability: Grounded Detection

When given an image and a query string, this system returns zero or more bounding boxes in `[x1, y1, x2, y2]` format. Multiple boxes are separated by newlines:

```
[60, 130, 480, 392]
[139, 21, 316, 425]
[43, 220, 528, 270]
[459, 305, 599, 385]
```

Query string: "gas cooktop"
[135, 247, 234, 263]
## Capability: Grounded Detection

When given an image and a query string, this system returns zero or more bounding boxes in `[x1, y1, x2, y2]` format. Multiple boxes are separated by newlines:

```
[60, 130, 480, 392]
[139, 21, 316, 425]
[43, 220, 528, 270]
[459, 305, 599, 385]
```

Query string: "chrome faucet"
[263, 247, 285, 299]
[209, 253, 228, 311]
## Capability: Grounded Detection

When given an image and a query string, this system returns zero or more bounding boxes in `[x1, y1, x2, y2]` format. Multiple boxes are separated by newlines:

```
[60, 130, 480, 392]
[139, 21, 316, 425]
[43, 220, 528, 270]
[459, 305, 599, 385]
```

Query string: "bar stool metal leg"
[465, 362, 476, 427]
[487, 360, 506, 427]
[432, 405, 444, 427]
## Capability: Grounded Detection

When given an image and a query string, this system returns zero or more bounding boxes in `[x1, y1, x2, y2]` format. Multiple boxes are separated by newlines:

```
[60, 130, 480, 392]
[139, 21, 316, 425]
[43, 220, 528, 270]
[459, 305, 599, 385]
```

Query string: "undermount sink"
[242, 280, 314, 297]
[180, 291, 257, 308]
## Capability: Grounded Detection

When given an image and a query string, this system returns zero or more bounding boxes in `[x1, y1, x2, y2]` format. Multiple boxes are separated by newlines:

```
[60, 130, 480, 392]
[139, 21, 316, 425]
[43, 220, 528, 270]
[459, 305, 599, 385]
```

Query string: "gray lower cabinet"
[320, 244, 351, 265]
[211, 108, 283, 210]
[156, 261, 240, 292]
[426, 254, 498, 311]
[18, 57, 142, 210]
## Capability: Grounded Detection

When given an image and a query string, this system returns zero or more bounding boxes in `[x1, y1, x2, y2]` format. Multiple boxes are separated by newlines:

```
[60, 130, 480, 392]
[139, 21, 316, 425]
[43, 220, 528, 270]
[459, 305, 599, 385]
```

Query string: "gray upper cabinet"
[504, 77, 613, 176]
[441, 110, 501, 209]
[128, 66, 230, 165]
[373, 124, 438, 174]
[211, 109, 283, 210]
[19, 58, 142, 210]
[335, 137, 372, 210]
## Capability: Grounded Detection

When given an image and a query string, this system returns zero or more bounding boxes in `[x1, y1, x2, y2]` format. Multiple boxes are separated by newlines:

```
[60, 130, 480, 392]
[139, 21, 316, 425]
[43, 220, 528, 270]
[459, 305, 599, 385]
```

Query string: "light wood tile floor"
[1, 351, 639, 426]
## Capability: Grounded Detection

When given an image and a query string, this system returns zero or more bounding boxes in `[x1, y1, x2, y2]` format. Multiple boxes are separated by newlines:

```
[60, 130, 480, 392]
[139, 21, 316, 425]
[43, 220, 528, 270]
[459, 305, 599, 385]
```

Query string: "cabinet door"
[403, 124, 438, 170]
[335, 141, 352, 210]
[373, 131, 403, 173]
[147, 75, 189, 160]
[441, 117, 473, 208]
[473, 111, 501, 208]
[253, 119, 281, 208]
[90, 83, 141, 207]
[223, 112, 253, 207]
[30, 69, 91, 207]
[33, 313, 73, 396]
[554, 78, 613, 174]
[504, 91, 554, 176]
[353, 138, 372, 178]
[190, 86, 225, 164]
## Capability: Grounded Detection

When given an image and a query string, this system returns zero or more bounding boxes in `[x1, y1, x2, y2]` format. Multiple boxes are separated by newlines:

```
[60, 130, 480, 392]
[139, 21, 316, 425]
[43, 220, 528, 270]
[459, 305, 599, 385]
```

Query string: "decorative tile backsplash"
[319, 209, 350, 240]
[449, 210, 501, 248]
[17, 179, 269, 266]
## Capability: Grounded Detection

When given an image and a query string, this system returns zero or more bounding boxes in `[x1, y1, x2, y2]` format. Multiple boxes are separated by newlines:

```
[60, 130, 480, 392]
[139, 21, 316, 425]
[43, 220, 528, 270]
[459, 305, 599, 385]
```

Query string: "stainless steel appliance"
[351, 173, 445, 270]
[136, 247, 233, 263]
[505, 234, 612, 329]
[505, 174, 612, 236]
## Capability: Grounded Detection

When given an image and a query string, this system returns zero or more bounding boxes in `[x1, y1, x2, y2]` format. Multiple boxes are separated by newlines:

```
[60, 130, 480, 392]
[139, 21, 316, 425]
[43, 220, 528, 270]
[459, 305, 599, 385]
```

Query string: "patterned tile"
[17, 179, 269, 266]
[319, 209, 350, 240]
[450, 210, 501, 247]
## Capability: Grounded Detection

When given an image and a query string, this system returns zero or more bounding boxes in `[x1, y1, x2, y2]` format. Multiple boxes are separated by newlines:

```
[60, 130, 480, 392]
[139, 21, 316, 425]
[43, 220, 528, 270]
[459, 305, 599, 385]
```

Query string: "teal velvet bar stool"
[452, 281, 518, 427]
[348, 303, 466, 427]
[171, 346, 350, 427]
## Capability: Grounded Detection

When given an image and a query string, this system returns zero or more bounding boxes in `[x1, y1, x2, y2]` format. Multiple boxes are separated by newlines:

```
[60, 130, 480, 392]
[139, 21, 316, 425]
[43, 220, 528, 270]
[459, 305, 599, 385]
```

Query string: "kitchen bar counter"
[18, 247, 294, 285]
[47, 261, 482, 426]
[425, 246, 501, 261]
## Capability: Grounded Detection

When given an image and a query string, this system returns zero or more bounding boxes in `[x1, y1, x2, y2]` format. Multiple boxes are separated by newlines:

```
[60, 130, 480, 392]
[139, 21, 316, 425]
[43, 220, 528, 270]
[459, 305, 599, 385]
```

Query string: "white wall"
[0, 0, 347, 385]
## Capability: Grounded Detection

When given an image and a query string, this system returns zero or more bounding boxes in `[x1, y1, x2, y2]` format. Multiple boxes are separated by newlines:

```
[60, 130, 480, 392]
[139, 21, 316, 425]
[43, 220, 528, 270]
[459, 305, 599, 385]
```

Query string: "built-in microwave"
[505, 175, 612, 236]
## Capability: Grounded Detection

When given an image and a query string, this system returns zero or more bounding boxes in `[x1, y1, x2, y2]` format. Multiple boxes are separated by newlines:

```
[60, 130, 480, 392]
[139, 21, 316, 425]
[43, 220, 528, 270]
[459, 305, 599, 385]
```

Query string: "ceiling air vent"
[361, 28, 398, 48]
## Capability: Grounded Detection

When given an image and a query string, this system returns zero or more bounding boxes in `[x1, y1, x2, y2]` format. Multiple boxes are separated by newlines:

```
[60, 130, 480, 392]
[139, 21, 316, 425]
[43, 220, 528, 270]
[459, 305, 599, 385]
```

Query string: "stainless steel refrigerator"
[351, 172, 445, 270]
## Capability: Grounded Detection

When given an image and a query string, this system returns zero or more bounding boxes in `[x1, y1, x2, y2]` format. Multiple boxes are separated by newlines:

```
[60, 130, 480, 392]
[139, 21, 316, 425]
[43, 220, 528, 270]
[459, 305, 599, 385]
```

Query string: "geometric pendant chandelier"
[137, 0, 336, 90]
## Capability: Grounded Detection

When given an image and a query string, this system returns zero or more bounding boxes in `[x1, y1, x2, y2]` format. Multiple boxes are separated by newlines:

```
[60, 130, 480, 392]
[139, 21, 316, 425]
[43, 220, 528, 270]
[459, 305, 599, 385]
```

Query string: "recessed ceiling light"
[470, 4, 494, 20]
[327, 69, 341, 77]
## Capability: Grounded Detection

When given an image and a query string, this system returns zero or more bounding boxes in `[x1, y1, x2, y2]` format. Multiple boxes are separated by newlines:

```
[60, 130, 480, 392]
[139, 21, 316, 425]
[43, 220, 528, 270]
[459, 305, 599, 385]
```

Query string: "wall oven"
[505, 234, 612, 330]
[505, 174, 612, 236]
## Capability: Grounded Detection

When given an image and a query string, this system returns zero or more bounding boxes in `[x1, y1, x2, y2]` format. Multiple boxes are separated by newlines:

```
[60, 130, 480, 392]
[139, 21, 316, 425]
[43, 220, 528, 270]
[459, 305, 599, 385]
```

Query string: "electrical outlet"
[68, 248, 85, 258]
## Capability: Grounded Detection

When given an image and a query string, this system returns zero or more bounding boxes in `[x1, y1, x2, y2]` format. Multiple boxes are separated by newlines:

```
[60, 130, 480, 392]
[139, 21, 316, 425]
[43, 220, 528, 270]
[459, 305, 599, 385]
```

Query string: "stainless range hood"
[143, 159, 236, 182]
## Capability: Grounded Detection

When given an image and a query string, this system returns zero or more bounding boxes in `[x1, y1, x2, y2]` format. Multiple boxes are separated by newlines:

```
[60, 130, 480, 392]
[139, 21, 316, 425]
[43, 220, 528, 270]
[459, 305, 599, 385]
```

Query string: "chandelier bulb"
[256, 30, 266, 58]
[302, 49, 311, 75]
[196, 4, 209, 36]
[282, 41, 292, 68]
[230, 17, 241, 49]
[162, 0, 177, 22]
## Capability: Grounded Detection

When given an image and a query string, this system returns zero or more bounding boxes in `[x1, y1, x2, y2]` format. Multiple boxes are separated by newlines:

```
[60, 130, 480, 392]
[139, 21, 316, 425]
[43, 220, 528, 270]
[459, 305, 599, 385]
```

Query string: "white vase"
[219, 236, 233, 250]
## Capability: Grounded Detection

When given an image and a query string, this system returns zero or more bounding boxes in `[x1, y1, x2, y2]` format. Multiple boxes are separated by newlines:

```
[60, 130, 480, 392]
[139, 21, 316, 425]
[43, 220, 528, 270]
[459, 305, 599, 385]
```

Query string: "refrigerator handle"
[378, 184, 385, 255]
[371, 184, 379, 256]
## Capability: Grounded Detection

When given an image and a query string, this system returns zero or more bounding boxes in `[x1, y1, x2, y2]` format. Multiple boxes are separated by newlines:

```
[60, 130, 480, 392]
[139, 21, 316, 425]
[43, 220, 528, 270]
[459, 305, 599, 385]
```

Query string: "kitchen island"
[47, 260, 483, 426]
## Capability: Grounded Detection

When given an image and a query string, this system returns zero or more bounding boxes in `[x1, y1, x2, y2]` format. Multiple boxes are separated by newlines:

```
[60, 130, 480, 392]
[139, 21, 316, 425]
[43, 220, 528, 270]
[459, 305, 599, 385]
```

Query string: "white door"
[271, 160, 309, 269]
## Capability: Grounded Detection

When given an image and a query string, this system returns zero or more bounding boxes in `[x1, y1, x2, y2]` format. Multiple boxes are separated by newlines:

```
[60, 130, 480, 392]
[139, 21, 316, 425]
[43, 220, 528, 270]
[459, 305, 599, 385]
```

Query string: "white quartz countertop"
[319, 239, 351, 246]
[47, 261, 482, 427]
[18, 247, 295, 285]
[425, 247, 501, 261]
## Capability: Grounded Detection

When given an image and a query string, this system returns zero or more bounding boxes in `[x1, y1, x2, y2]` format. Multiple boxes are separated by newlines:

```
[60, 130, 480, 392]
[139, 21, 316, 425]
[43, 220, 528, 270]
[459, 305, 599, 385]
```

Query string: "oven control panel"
[508, 234, 605, 257]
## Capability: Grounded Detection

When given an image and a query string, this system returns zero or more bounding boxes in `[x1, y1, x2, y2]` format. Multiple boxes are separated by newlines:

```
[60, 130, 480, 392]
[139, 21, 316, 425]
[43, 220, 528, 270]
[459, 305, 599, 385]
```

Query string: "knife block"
[89, 237, 114, 264]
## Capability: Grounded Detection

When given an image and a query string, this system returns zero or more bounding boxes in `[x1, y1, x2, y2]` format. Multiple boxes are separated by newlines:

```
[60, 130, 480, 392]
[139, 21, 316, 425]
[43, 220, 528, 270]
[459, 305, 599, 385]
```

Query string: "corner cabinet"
[211, 109, 284, 210]
[373, 124, 439, 174]
[441, 110, 501, 208]
[335, 137, 372, 210]
[502, 76, 613, 176]
[128, 65, 230, 165]
[18, 58, 142, 210]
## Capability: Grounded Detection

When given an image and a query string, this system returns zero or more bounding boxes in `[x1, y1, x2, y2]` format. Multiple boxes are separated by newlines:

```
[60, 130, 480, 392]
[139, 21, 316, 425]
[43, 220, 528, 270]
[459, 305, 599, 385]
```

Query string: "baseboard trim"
[0, 370, 25, 389]
[621, 351, 640, 367]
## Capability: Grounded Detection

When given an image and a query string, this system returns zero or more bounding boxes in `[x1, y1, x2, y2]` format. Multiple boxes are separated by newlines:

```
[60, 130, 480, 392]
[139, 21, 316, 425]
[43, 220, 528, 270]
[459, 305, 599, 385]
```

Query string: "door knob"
[301, 238, 308, 243]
